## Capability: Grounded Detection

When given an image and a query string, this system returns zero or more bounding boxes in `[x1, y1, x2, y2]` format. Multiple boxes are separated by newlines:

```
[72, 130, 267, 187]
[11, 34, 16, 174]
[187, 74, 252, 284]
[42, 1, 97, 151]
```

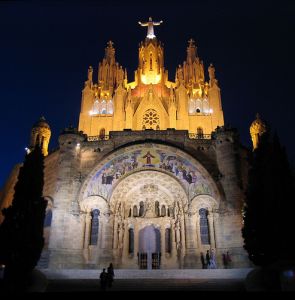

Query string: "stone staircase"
[43, 268, 252, 280]
[44, 269, 252, 291]
[37, 250, 50, 269]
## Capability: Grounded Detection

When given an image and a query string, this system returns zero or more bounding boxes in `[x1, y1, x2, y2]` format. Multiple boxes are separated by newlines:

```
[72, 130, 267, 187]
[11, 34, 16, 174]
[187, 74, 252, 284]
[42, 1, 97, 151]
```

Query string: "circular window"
[142, 109, 160, 130]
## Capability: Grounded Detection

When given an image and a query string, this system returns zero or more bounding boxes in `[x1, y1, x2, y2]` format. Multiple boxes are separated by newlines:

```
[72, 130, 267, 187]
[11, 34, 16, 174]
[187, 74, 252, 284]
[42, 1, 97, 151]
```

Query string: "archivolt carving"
[109, 170, 188, 215]
[189, 195, 218, 216]
[80, 195, 109, 214]
[78, 143, 220, 205]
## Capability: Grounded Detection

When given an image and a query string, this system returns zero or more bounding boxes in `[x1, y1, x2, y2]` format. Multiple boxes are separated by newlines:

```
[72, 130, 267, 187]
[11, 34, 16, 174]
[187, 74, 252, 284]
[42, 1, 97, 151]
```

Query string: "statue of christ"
[138, 17, 163, 39]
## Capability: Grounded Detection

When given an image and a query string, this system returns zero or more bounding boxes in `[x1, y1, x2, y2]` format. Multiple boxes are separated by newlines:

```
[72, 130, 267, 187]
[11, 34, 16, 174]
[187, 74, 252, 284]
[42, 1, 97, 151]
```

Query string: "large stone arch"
[109, 169, 189, 216]
[78, 143, 221, 207]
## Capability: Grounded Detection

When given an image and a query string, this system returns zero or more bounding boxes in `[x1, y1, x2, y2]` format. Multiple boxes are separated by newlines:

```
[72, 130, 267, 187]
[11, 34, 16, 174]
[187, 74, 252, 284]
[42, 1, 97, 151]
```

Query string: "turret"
[207, 63, 224, 128]
[30, 116, 51, 156]
[113, 84, 127, 130]
[250, 113, 267, 150]
[213, 126, 244, 210]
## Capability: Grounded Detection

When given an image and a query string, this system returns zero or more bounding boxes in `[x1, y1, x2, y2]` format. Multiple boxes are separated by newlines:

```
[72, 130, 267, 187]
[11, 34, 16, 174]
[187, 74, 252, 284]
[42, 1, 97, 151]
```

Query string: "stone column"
[84, 212, 92, 249]
[184, 214, 196, 249]
[180, 217, 186, 268]
[122, 220, 129, 264]
[102, 213, 113, 250]
[195, 214, 202, 249]
[213, 212, 220, 249]
[170, 221, 177, 261]
[208, 213, 216, 249]
[113, 216, 118, 249]
[160, 225, 166, 267]
[133, 221, 139, 266]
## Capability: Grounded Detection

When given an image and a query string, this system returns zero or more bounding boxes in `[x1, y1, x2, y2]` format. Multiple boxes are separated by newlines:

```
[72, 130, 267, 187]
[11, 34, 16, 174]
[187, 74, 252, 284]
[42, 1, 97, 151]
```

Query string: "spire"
[187, 38, 197, 62]
[138, 17, 163, 39]
[105, 40, 115, 64]
[208, 63, 218, 87]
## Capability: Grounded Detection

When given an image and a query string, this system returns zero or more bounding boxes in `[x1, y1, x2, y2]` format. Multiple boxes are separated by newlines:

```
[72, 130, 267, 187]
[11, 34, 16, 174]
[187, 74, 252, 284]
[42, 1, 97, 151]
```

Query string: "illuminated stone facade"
[78, 22, 224, 137]
[0, 20, 251, 269]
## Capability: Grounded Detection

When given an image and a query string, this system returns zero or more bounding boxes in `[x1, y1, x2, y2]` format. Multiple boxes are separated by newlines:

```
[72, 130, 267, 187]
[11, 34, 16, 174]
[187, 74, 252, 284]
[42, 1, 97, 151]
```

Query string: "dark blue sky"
[1, 0, 295, 188]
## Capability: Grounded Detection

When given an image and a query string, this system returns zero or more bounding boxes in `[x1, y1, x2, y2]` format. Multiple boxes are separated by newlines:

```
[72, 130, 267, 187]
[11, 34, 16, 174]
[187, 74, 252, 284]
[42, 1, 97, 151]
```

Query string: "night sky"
[1, 0, 295, 188]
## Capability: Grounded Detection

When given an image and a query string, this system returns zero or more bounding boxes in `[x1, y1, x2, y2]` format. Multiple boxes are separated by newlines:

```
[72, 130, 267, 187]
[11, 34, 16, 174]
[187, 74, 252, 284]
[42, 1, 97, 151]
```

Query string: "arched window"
[107, 100, 113, 114]
[203, 99, 209, 114]
[139, 201, 144, 217]
[129, 228, 134, 254]
[189, 99, 195, 114]
[161, 205, 166, 217]
[90, 209, 100, 245]
[155, 201, 160, 217]
[168, 206, 174, 218]
[101, 100, 107, 114]
[150, 53, 153, 70]
[165, 228, 171, 253]
[44, 209, 52, 227]
[133, 205, 138, 217]
[196, 99, 202, 113]
[199, 208, 210, 245]
[99, 128, 105, 139]
[197, 127, 204, 139]
[93, 99, 100, 114]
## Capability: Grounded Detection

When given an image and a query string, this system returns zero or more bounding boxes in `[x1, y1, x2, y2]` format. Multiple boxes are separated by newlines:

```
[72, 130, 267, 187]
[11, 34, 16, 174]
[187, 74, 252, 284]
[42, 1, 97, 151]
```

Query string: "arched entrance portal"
[110, 170, 188, 269]
[139, 225, 161, 269]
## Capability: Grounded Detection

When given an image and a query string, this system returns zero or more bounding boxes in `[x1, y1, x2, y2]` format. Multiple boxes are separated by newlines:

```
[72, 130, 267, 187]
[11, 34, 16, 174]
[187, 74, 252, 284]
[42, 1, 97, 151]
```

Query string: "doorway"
[138, 225, 161, 269]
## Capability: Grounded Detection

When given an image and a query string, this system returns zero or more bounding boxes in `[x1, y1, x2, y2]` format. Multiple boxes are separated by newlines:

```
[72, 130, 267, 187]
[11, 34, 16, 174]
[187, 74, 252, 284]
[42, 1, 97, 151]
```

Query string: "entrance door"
[139, 225, 161, 269]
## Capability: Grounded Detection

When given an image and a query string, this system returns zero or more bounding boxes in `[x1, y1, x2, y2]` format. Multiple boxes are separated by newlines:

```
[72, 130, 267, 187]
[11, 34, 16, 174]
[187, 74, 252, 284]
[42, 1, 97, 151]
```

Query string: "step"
[43, 268, 253, 280]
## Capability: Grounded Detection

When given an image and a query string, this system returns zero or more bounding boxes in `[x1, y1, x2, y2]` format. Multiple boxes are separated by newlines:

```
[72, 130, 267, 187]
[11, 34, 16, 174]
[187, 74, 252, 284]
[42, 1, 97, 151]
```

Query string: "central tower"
[137, 17, 164, 85]
[78, 18, 224, 137]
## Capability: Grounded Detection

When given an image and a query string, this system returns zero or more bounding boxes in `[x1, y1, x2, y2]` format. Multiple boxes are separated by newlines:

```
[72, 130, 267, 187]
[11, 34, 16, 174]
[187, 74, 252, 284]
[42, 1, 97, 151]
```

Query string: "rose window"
[142, 109, 160, 130]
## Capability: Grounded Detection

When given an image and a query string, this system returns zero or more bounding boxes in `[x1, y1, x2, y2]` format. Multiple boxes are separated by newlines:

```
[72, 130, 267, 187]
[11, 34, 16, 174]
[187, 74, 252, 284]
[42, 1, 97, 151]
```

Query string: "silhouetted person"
[226, 251, 232, 268]
[100, 268, 108, 291]
[209, 249, 217, 269]
[222, 253, 228, 269]
[200, 252, 206, 269]
[206, 250, 210, 268]
[107, 263, 115, 287]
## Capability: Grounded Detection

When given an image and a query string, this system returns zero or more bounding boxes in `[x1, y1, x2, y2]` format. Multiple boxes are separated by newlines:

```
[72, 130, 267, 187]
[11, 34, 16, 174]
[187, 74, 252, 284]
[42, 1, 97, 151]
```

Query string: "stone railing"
[87, 135, 110, 142]
[188, 133, 212, 140]
[86, 131, 212, 142]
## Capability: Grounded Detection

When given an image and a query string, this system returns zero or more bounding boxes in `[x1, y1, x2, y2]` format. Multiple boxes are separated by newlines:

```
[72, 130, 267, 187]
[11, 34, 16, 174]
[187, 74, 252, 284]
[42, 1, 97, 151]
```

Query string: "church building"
[1, 18, 264, 269]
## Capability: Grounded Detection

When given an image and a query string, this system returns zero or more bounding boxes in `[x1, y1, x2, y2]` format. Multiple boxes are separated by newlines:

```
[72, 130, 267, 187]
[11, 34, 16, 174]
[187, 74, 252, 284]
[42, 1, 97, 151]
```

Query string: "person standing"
[222, 253, 228, 269]
[107, 263, 115, 288]
[200, 252, 206, 269]
[206, 250, 210, 268]
[210, 249, 217, 269]
[100, 268, 108, 291]
[226, 251, 232, 268]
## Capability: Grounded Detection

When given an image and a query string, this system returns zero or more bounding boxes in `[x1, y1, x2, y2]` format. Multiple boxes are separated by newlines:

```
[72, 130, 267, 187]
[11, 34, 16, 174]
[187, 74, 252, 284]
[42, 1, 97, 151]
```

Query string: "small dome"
[33, 116, 50, 129]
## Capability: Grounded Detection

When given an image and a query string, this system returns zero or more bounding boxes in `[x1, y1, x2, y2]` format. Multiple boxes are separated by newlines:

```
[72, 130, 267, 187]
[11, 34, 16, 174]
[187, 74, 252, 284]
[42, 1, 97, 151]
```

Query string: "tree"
[242, 130, 295, 267]
[0, 145, 47, 291]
